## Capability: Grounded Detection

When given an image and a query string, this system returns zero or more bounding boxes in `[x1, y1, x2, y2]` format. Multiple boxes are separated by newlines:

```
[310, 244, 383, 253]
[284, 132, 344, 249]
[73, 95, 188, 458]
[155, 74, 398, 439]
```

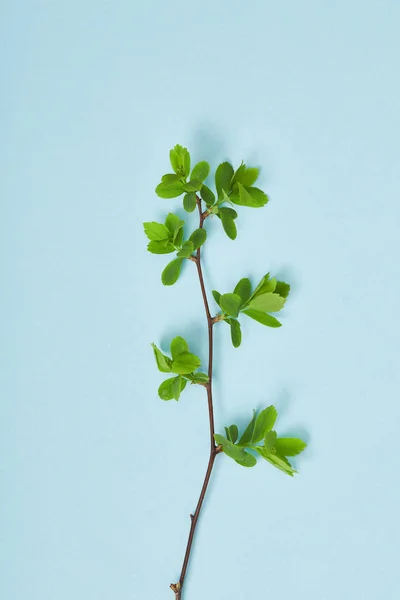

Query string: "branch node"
[170, 582, 181, 593]
[215, 444, 223, 454]
[190, 513, 194, 521]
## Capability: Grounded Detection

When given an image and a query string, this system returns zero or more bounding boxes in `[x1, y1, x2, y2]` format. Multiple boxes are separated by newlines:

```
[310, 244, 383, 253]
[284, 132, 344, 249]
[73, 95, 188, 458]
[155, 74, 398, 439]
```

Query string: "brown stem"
[170, 197, 218, 598]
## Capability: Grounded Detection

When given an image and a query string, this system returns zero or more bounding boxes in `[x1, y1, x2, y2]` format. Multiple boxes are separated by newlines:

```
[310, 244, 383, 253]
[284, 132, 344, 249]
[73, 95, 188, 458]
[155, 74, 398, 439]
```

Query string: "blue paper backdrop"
[2, 2, 400, 599]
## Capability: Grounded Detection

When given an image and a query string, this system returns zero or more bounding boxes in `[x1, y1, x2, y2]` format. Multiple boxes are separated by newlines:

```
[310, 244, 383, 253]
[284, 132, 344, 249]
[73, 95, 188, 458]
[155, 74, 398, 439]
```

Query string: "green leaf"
[161, 258, 183, 286]
[255, 448, 297, 476]
[183, 192, 197, 213]
[169, 144, 190, 177]
[191, 161, 210, 182]
[246, 187, 269, 207]
[212, 290, 221, 306]
[238, 410, 257, 446]
[235, 451, 257, 468]
[218, 206, 237, 219]
[214, 434, 245, 461]
[219, 208, 237, 240]
[275, 438, 307, 457]
[200, 185, 215, 206]
[228, 424, 239, 444]
[252, 406, 278, 443]
[275, 281, 290, 299]
[147, 241, 176, 254]
[234, 278, 251, 305]
[170, 336, 189, 359]
[189, 228, 207, 250]
[176, 241, 194, 258]
[230, 184, 269, 207]
[190, 372, 209, 384]
[264, 430, 278, 454]
[172, 375, 184, 400]
[232, 164, 260, 187]
[158, 376, 187, 401]
[165, 213, 184, 242]
[184, 179, 203, 192]
[143, 222, 170, 241]
[249, 274, 277, 299]
[215, 162, 234, 199]
[220, 293, 242, 318]
[230, 319, 242, 348]
[151, 343, 172, 373]
[247, 293, 286, 313]
[171, 352, 201, 374]
[156, 174, 185, 198]
[242, 309, 282, 328]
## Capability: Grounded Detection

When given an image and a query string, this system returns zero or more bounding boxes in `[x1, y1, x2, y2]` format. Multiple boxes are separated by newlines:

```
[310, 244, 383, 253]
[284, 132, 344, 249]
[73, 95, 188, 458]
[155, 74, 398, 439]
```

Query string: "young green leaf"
[151, 343, 172, 373]
[189, 228, 207, 250]
[161, 258, 184, 286]
[191, 161, 210, 182]
[246, 293, 286, 313]
[252, 406, 278, 443]
[176, 241, 194, 258]
[219, 293, 242, 318]
[235, 452, 257, 468]
[170, 336, 189, 359]
[275, 438, 307, 457]
[275, 281, 290, 299]
[156, 174, 185, 198]
[250, 275, 277, 299]
[232, 164, 259, 187]
[147, 241, 176, 254]
[190, 372, 209, 384]
[158, 376, 187, 401]
[165, 213, 184, 242]
[171, 352, 201, 374]
[230, 184, 268, 207]
[172, 375, 184, 400]
[200, 185, 215, 206]
[212, 290, 221, 306]
[183, 192, 197, 213]
[255, 448, 297, 476]
[219, 208, 237, 240]
[238, 410, 257, 446]
[230, 319, 242, 348]
[214, 434, 246, 461]
[264, 430, 278, 454]
[227, 424, 239, 444]
[143, 222, 170, 241]
[169, 144, 190, 177]
[184, 179, 203, 192]
[215, 162, 234, 199]
[234, 278, 252, 305]
[242, 309, 282, 328]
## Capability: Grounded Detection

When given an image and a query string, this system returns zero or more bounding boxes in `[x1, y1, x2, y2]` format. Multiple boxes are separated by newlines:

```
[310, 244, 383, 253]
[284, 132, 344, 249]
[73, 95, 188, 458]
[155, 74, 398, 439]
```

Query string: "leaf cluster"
[212, 273, 290, 347]
[155, 144, 269, 239]
[152, 336, 209, 401]
[144, 212, 207, 285]
[214, 406, 306, 476]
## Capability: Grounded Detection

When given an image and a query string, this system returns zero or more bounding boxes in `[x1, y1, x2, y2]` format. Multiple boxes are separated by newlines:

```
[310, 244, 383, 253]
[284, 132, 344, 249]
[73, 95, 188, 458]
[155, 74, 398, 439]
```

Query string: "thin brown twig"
[170, 197, 218, 599]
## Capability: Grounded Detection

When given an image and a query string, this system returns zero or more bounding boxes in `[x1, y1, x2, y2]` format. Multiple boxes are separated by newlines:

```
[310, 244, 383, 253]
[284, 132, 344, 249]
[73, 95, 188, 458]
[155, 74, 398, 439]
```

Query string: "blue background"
[2, 2, 400, 599]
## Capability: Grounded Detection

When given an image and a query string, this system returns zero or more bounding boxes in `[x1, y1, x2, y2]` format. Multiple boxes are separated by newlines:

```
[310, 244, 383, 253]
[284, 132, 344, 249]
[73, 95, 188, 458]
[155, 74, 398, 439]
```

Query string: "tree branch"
[170, 196, 218, 598]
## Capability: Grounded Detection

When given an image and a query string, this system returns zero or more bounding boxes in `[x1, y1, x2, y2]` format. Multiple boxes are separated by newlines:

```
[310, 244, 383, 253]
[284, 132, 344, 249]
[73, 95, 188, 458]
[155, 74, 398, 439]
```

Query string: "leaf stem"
[170, 196, 218, 599]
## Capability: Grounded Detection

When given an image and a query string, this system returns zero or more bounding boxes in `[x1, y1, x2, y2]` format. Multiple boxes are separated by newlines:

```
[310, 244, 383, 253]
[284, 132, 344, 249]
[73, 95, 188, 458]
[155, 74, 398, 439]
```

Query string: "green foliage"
[233, 278, 252, 305]
[191, 161, 210, 182]
[162, 258, 184, 286]
[189, 228, 207, 250]
[218, 207, 238, 240]
[215, 162, 234, 199]
[183, 192, 197, 213]
[212, 273, 289, 346]
[152, 338, 206, 400]
[215, 406, 306, 476]
[169, 144, 191, 177]
[144, 213, 184, 255]
[229, 319, 242, 348]
[200, 185, 215, 206]
[219, 293, 242, 318]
